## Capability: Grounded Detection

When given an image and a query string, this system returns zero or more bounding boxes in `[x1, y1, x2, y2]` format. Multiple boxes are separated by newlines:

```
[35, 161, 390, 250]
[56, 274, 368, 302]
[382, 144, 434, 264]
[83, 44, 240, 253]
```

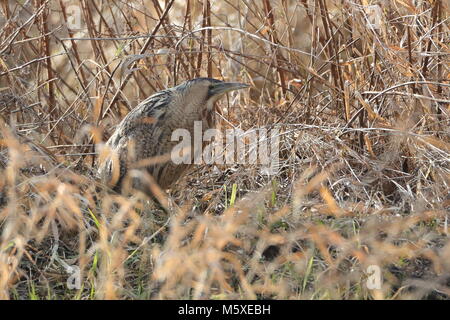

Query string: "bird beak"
[209, 82, 249, 96]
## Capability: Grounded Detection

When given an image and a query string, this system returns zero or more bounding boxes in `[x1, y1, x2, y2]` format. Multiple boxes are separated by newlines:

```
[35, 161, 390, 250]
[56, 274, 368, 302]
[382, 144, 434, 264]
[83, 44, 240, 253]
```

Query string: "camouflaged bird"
[97, 78, 249, 193]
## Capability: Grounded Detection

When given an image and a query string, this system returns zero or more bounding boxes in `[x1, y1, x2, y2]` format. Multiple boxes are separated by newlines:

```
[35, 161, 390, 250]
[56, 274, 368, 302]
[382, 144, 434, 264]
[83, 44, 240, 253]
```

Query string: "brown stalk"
[39, 0, 56, 123]
[263, 0, 287, 96]
[317, 0, 346, 120]
[58, 0, 88, 87]
[103, 0, 175, 119]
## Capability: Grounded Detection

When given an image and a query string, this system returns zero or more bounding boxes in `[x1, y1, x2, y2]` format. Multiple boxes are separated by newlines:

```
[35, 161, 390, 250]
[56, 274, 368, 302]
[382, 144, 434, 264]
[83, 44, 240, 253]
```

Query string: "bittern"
[97, 78, 249, 193]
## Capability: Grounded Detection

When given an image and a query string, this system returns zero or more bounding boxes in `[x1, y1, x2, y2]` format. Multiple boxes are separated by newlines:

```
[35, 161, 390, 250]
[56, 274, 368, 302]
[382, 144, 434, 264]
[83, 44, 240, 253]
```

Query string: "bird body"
[97, 78, 248, 193]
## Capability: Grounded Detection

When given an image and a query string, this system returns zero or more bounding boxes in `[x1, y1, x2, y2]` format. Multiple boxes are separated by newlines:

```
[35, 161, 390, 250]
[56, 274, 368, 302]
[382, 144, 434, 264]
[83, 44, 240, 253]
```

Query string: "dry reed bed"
[0, 0, 449, 299]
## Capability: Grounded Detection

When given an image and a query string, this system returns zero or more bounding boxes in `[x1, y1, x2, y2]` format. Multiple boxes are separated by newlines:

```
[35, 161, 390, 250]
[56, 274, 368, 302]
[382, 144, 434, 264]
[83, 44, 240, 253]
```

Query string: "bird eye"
[207, 84, 216, 94]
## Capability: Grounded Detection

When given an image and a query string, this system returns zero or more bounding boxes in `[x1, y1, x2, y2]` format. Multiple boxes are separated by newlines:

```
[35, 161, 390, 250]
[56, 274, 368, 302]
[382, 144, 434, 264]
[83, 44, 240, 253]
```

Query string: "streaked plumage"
[97, 78, 248, 193]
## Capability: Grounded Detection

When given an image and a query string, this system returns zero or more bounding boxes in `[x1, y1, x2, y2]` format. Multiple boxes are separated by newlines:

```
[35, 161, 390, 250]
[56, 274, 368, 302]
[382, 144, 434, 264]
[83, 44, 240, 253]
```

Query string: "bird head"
[175, 78, 249, 111]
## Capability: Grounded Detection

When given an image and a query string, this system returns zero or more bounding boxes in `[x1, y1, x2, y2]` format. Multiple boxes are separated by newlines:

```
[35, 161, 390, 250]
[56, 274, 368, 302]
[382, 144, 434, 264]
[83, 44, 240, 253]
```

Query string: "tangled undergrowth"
[0, 0, 449, 299]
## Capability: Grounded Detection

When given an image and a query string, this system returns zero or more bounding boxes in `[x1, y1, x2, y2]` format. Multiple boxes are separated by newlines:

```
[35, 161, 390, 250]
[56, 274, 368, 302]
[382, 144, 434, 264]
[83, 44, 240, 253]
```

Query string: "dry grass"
[0, 0, 449, 300]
